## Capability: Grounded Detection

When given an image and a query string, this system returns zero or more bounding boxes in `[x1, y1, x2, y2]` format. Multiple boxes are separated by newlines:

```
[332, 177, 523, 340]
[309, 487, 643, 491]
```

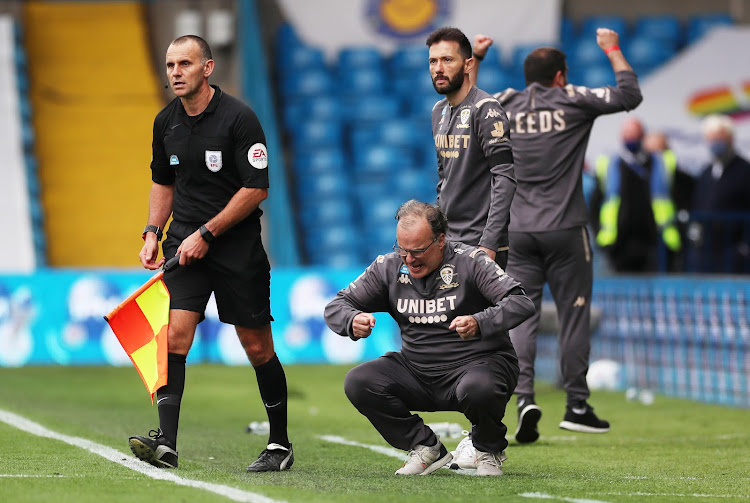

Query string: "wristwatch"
[142, 225, 163, 241]
[199, 224, 215, 244]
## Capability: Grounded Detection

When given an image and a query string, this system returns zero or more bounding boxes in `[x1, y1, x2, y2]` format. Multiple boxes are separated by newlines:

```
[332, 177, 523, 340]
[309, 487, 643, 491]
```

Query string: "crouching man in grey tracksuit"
[324, 200, 534, 476]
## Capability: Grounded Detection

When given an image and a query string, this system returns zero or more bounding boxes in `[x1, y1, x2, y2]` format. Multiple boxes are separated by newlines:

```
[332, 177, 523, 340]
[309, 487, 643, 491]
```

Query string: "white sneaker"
[449, 433, 476, 469]
[475, 449, 506, 476]
[395, 435, 453, 475]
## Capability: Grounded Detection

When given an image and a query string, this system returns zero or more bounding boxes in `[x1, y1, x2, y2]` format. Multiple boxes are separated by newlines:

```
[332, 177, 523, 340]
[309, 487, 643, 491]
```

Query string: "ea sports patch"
[248, 143, 268, 169]
[169, 154, 179, 165]
[205, 150, 222, 172]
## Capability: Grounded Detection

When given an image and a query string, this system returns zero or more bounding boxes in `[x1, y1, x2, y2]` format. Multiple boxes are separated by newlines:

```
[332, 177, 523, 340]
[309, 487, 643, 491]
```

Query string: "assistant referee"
[129, 35, 293, 473]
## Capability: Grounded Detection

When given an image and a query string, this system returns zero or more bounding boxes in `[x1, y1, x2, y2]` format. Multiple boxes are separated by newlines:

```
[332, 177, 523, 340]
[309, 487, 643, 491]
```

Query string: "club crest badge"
[205, 150, 222, 172]
[460, 108, 470, 124]
[440, 266, 453, 284]
[439, 265, 459, 289]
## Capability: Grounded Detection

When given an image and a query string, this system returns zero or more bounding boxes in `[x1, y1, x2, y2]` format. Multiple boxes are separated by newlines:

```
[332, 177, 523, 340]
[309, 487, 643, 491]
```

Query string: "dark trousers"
[507, 227, 593, 406]
[344, 351, 518, 454]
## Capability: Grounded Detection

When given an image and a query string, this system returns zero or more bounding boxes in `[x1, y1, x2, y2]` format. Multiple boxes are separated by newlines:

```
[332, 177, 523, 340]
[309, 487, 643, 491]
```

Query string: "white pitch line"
[318, 434, 477, 476]
[0, 474, 65, 478]
[520, 492, 610, 503]
[597, 491, 750, 499]
[0, 409, 284, 503]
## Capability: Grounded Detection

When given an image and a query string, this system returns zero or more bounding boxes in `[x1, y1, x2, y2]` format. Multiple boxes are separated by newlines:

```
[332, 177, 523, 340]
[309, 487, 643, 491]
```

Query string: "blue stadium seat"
[274, 22, 302, 53]
[307, 223, 360, 258]
[298, 198, 355, 228]
[390, 45, 429, 73]
[624, 37, 674, 74]
[569, 37, 609, 67]
[354, 144, 413, 175]
[344, 94, 402, 123]
[296, 172, 348, 203]
[580, 15, 628, 37]
[687, 13, 733, 44]
[397, 168, 437, 203]
[293, 148, 347, 177]
[283, 96, 343, 130]
[477, 66, 515, 94]
[340, 68, 387, 96]
[359, 195, 403, 225]
[338, 46, 384, 71]
[378, 118, 429, 150]
[476, 46, 503, 68]
[577, 64, 616, 88]
[277, 45, 327, 80]
[634, 15, 683, 49]
[293, 120, 343, 150]
[281, 69, 334, 98]
[560, 17, 577, 48]
[408, 93, 441, 121]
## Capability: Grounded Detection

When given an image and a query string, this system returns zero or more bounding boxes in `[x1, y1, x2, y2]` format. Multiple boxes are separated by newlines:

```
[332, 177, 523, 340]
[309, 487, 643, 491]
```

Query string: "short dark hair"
[395, 200, 448, 236]
[523, 47, 567, 86]
[425, 26, 472, 60]
[171, 35, 213, 64]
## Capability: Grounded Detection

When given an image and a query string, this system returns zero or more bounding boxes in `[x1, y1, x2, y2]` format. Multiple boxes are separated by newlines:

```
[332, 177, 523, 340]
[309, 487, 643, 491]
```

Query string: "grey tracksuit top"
[323, 241, 535, 373]
[495, 71, 643, 232]
[431, 87, 516, 251]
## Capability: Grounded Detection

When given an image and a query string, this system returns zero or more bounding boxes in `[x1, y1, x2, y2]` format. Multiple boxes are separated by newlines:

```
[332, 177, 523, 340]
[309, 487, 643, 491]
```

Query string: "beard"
[432, 71, 464, 95]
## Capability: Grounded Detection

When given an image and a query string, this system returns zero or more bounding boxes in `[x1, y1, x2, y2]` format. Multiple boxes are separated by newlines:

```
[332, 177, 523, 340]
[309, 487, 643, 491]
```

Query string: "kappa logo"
[205, 150, 222, 172]
[573, 296, 586, 307]
[484, 108, 502, 119]
[398, 274, 412, 285]
[169, 155, 179, 165]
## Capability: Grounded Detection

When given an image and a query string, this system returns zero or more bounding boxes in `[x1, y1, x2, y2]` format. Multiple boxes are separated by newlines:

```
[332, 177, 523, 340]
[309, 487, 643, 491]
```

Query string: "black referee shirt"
[151, 85, 269, 227]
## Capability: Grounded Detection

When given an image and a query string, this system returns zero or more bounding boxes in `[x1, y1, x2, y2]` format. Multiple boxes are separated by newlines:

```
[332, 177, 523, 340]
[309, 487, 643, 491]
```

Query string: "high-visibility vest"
[595, 151, 681, 252]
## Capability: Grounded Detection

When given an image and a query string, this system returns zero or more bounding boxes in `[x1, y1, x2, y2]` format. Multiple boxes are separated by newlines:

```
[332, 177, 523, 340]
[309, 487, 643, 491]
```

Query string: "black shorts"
[162, 220, 272, 328]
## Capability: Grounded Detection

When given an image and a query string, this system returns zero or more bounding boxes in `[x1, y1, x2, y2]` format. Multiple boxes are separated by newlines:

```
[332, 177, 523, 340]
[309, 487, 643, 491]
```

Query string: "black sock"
[253, 353, 289, 448]
[156, 352, 186, 449]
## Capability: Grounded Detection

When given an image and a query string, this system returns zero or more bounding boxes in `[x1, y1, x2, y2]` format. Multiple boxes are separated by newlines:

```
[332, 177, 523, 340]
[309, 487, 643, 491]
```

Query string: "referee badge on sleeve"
[248, 143, 268, 169]
[205, 150, 223, 172]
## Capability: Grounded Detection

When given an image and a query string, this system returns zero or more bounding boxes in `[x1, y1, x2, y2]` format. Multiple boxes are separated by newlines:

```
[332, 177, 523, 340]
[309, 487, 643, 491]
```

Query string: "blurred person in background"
[426, 27, 516, 269]
[689, 114, 750, 273]
[592, 117, 683, 273]
[324, 200, 534, 476]
[643, 130, 695, 271]
[472, 28, 642, 443]
[130, 35, 293, 472]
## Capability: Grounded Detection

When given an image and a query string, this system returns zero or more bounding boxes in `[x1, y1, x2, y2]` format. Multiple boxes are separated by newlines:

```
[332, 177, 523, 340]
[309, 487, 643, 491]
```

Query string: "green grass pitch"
[0, 364, 748, 502]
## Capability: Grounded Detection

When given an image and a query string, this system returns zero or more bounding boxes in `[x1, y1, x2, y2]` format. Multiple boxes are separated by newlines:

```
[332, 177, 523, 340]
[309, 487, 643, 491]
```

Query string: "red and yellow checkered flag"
[105, 259, 177, 402]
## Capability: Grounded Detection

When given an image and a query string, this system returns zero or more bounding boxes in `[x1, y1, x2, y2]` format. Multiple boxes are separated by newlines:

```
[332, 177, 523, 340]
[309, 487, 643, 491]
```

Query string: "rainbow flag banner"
[105, 271, 170, 402]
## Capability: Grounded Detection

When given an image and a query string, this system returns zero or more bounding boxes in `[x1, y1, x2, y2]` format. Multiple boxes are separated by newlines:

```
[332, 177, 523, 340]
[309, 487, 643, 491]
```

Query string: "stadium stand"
[276, 11, 735, 265]
[23, 1, 162, 266]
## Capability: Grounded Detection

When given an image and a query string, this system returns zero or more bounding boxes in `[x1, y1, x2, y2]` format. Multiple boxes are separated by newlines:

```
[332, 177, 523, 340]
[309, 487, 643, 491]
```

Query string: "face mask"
[709, 140, 730, 158]
[624, 140, 642, 153]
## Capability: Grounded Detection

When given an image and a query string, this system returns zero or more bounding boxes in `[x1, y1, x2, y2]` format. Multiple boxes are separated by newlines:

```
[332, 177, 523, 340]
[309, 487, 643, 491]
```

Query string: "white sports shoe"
[449, 433, 476, 470]
[395, 435, 452, 475]
[475, 449, 506, 476]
